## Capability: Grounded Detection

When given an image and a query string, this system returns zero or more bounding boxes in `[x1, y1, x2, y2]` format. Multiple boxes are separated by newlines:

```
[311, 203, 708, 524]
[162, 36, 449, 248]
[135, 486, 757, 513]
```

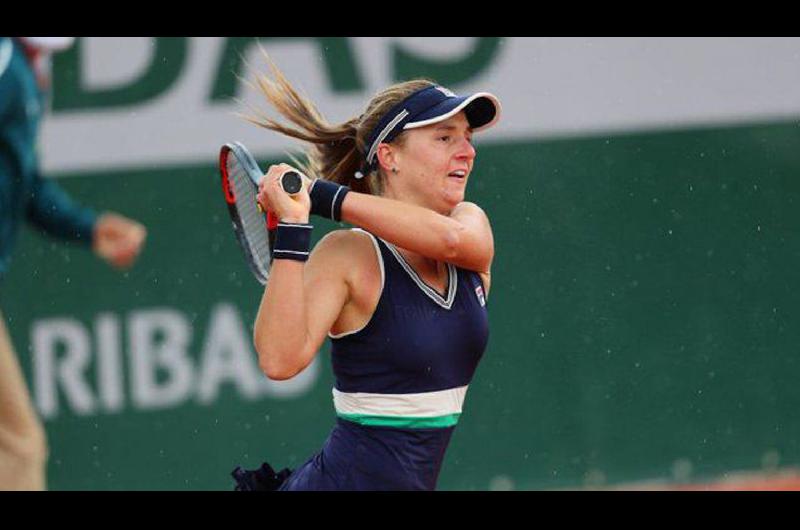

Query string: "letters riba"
[30, 303, 320, 419]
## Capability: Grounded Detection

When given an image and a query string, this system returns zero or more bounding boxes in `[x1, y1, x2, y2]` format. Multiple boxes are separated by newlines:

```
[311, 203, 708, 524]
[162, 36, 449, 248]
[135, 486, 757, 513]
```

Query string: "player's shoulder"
[450, 201, 491, 226]
[315, 228, 375, 248]
[451, 201, 487, 216]
[311, 228, 377, 263]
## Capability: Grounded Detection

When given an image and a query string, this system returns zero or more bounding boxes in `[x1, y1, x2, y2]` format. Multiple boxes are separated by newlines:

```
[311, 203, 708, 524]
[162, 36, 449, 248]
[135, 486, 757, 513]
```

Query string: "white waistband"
[332, 386, 468, 418]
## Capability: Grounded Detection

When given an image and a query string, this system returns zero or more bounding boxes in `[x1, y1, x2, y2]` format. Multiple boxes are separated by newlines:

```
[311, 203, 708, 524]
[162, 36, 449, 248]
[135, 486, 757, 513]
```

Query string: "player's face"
[393, 112, 476, 213]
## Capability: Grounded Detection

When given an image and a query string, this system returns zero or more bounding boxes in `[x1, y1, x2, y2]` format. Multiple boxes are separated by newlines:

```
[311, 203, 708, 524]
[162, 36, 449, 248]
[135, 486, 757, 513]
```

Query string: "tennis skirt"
[233, 417, 456, 491]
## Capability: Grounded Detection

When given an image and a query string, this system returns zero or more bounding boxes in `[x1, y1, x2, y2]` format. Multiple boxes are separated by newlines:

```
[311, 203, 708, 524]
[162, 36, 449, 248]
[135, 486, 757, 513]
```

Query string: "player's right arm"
[253, 163, 365, 380]
[253, 229, 362, 380]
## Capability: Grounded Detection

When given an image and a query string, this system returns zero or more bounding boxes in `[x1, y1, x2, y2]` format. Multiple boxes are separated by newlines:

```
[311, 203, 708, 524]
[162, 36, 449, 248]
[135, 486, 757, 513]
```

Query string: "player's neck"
[381, 185, 446, 216]
[379, 188, 448, 274]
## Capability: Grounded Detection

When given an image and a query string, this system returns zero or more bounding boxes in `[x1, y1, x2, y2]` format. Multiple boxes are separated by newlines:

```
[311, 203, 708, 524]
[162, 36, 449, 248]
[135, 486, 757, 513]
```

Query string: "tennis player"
[0, 37, 147, 490]
[233, 60, 500, 490]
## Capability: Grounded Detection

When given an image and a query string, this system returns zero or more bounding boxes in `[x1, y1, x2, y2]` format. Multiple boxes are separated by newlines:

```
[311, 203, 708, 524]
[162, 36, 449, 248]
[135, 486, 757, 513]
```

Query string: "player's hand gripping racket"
[219, 141, 303, 285]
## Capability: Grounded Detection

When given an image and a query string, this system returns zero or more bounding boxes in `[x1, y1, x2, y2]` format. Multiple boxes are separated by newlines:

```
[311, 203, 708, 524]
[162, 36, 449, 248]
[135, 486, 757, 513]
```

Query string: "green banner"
[4, 120, 800, 489]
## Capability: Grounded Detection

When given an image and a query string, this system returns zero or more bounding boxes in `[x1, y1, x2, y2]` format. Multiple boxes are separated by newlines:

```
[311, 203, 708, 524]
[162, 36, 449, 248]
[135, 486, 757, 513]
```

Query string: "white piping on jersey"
[328, 229, 385, 339]
[333, 385, 468, 418]
[383, 241, 457, 310]
[0, 39, 12, 80]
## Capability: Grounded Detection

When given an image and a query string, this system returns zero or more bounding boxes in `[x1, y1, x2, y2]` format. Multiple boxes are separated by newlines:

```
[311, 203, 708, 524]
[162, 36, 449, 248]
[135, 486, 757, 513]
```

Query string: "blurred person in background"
[0, 36, 147, 490]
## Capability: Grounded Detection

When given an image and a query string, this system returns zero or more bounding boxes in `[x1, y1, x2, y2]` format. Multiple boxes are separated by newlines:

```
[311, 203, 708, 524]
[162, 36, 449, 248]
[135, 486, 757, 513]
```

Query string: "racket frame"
[219, 141, 275, 285]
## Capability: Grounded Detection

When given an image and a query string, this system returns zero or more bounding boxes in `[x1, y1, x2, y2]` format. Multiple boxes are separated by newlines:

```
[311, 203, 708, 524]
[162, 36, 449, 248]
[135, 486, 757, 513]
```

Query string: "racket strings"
[228, 157, 272, 279]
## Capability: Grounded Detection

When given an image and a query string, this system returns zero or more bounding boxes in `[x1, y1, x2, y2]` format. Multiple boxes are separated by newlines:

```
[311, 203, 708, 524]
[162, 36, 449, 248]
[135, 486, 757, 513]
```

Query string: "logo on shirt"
[475, 285, 486, 307]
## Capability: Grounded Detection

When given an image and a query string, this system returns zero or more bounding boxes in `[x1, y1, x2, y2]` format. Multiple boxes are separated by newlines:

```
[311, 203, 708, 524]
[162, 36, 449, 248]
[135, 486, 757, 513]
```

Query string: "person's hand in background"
[92, 212, 147, 270]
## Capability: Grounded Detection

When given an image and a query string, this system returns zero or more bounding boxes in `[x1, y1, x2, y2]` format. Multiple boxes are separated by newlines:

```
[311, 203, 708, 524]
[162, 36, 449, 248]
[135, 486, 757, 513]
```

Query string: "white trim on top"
[0, 39, 13, 80]
[402, 92, 502, 132]
[383, 240, 457, 310]
[328, 229, 386, 339]
[366, 109, 410, 165]
[333, 385, 468, 418]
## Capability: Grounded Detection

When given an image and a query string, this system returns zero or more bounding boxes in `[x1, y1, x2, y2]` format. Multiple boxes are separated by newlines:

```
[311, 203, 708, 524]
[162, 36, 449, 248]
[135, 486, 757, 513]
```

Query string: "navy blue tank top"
[279, 229, 489, 490]
[331, 229, 489, 396]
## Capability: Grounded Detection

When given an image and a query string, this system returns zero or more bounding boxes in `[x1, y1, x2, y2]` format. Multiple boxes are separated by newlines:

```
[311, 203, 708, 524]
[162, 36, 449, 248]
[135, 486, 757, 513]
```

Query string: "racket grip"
[280, 171, 303, 195]
[266, 210, 279, 231]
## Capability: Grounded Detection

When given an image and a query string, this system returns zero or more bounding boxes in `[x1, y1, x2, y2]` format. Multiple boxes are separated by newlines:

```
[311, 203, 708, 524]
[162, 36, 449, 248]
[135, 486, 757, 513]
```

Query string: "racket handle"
[280, 171, 303, 196]
[266, 210, 279, 231]
[264, 171, 302, 230]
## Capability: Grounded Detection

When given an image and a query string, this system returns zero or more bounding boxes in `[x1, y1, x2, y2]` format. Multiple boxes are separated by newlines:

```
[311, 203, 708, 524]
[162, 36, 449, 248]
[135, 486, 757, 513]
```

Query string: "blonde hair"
[244, 56, 433, 195]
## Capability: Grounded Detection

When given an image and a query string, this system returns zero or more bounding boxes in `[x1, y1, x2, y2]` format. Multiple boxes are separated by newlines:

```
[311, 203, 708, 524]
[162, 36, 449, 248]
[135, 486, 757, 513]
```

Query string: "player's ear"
[376, 143, 397, 174]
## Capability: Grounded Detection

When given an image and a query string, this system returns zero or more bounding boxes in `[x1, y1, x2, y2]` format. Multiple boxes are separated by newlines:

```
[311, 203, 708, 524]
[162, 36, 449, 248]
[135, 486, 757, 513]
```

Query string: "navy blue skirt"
[233, 418, 455, 491]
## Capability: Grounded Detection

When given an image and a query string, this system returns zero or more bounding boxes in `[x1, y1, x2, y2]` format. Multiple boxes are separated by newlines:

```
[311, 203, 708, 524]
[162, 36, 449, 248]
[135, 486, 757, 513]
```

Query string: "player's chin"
[441, 190, 466, 211]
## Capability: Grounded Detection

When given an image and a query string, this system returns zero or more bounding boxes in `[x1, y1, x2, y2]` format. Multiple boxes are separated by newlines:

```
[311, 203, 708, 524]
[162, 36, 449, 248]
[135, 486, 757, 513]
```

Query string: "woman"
[235, 61, 500, 490]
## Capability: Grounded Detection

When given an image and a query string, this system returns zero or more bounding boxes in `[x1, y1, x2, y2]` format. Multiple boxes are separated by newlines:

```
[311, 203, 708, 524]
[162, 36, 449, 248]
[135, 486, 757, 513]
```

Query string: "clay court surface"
[607, 469, 800, 491]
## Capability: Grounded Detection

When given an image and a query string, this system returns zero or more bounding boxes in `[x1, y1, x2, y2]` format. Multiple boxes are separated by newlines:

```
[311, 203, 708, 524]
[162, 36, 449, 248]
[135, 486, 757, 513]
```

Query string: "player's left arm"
[449, 201, 493, 296]
[341, 194, 494, 274]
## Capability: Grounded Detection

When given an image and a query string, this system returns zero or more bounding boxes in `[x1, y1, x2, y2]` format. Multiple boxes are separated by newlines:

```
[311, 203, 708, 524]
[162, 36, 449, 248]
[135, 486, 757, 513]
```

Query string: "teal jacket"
[0, 37, 96, 277]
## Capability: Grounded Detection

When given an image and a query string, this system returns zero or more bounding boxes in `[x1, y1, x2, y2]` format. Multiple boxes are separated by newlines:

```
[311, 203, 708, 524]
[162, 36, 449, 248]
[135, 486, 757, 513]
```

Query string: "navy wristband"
[273, 222, 313, 262]
[309, 179, 350, 222]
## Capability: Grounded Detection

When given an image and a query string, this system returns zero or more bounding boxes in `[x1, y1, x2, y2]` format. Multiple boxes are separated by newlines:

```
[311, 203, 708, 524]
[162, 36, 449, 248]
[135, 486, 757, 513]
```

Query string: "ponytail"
[245, 53, 432, 196]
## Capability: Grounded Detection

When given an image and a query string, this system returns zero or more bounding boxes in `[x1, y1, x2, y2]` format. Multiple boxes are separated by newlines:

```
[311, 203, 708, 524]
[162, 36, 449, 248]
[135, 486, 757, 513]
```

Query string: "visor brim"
[403, 92, 502, 132]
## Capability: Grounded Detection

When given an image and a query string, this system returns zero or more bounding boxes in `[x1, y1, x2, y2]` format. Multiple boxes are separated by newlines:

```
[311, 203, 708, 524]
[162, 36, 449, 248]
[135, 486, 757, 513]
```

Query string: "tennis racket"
[219, 141, 303, 285]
